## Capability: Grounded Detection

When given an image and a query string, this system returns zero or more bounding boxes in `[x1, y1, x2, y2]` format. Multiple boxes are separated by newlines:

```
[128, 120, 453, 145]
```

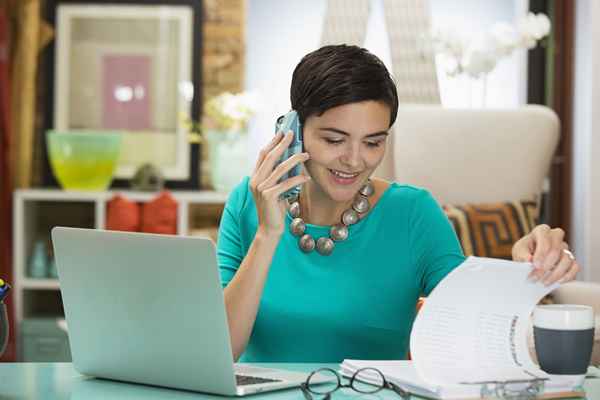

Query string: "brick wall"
[203, 0, 245, 99]
[200, 0, 246, 189]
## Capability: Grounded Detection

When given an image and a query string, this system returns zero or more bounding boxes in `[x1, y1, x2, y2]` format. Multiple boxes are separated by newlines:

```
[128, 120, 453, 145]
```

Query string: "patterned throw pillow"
[442, 200, 539, 259]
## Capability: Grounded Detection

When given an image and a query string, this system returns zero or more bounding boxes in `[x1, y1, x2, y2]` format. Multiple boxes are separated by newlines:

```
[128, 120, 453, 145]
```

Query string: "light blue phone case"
[275, 110, 303, 199]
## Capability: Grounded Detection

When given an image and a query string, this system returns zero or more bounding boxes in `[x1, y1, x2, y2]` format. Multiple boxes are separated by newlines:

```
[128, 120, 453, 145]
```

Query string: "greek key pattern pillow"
[443, 200, 539, 259]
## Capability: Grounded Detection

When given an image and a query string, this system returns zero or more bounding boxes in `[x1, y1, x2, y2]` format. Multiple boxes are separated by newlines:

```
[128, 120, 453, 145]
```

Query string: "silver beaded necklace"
[288, 180, 375, 256]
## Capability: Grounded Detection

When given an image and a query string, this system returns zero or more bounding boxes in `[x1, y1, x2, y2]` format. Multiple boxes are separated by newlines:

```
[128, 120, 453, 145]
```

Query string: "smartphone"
[274, 110, 304, 199]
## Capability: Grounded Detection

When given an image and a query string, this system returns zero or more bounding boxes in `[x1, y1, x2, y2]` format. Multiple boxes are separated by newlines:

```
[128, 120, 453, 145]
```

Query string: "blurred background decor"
[28, 240, 48, 279]
[431, 11, 551, 107]
[130, 163, 165, 192]
[9, 0, 54, 190]
[1, 0, 54, 362]
[320, 0, 369, 50]
[42, 0, 203, 189]
[195, 91, 259, 192]
[0, 1, 13, 363]
[381, 0, 441, 104]
[321, 0, 440, 104]
[1, 0, 247, 362]
[46, 130, 122, 191]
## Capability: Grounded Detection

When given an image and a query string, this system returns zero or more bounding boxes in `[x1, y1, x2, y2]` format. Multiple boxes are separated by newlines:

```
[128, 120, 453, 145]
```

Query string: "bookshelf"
[12, 188, 228, 360]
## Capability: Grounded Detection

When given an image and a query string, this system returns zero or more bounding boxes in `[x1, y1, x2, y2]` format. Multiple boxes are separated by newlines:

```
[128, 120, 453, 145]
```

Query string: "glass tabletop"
[0, 363, 597, 400]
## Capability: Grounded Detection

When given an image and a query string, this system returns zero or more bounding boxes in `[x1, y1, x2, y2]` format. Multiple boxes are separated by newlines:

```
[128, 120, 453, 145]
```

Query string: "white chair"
[375, 104, 559, 205]
[378, 105, 600, 363]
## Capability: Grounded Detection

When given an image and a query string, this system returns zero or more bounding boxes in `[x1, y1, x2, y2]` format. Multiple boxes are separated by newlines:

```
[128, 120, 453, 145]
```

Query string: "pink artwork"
[102, 54, 151, 130]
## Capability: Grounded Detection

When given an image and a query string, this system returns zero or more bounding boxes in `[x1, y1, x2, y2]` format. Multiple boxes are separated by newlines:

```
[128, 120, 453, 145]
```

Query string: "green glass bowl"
[47, 131, 122, 191]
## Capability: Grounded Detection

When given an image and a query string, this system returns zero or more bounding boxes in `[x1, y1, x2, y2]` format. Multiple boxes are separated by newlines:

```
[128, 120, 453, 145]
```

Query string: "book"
[340, 359, 585, 399]
[340, 257, 586, 399]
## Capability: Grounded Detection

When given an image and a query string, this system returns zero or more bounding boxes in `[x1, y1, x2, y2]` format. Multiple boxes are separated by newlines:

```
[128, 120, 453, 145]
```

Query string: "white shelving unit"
[12, 188, 228, 358]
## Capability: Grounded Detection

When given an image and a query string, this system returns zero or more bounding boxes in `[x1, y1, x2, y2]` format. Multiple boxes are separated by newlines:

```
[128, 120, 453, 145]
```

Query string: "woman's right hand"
[250, 131, 310, 238]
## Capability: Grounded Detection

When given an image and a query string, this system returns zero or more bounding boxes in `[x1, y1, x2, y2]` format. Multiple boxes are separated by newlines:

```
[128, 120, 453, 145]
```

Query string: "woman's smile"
[328, 168, 362, 185]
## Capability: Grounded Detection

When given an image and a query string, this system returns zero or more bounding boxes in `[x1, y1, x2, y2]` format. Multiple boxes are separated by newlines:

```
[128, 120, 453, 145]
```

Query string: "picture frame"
[42, 0, 203, 189]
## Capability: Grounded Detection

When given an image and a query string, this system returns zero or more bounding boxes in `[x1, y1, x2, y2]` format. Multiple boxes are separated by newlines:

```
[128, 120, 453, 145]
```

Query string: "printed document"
[341, 257, 585, 399]
[411, 256, 557, 384]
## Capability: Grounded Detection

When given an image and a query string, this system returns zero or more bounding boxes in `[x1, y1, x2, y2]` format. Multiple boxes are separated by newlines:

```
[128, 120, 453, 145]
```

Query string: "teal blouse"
[217, 177, 465, 362]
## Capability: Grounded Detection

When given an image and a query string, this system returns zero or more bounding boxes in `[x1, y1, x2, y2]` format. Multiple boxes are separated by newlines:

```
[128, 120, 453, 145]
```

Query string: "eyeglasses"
[300, 367, 411, 399]
[477, 378, 546, 400]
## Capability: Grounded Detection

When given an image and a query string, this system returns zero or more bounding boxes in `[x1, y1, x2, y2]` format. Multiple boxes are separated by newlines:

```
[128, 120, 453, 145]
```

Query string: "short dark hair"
[290, 44, 398, 127]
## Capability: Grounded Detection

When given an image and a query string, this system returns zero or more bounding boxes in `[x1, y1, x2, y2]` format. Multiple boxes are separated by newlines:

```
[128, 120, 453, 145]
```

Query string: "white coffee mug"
[533, 304, 595, 387]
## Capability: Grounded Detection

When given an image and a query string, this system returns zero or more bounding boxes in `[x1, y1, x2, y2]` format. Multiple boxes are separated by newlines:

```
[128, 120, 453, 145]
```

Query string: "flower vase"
[28, 241, 48, 279]
[205, 130, 250, 193]
[445, 74, 488, 108]
[469, 74, 488, 108]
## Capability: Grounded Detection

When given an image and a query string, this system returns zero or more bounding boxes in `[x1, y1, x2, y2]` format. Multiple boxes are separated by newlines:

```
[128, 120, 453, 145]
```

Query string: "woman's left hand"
[512, 224, 580, 286]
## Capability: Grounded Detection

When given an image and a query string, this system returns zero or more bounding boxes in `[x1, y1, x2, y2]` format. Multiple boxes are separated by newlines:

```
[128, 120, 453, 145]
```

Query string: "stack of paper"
[341, 359, 480, 399]
[340, 359, 582, 400]
[341, 257, 586, 399]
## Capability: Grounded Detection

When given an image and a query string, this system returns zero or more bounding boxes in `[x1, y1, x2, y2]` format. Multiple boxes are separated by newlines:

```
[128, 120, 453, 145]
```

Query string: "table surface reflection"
[0, 363, 598, 399]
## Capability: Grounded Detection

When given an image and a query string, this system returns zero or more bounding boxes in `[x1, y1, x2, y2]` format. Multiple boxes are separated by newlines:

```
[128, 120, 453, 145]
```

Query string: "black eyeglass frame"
[300, 367, 410, 399]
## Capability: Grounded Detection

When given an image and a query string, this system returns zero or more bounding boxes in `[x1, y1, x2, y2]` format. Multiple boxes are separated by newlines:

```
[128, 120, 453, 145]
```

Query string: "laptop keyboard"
[236, 374, 282, 386]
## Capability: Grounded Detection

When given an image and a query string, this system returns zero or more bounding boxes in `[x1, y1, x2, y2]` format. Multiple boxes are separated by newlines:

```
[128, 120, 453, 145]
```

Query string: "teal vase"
[206, 130, 249, 192]
[29, 241, 48, 279]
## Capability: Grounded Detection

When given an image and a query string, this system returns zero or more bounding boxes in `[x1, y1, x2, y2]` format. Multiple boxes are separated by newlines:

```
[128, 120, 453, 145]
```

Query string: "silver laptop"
[51, 227, 330, 396]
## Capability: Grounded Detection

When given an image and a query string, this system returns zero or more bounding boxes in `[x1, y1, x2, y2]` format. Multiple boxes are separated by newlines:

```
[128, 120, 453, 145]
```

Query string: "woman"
[217, 45, 579, 362]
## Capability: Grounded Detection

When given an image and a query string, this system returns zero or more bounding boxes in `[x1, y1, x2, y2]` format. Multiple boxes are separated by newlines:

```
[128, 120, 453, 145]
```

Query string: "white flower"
[218, 93, 237, 119]
[518, 12, 551, 49]
[431, 26, 466, 60]
[489, 22, 519, 57]
[463, 45, 498, 79]
[432, 13, 550, 79]
[203, 91, 261, 133]
[213, 92, 257, 121]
